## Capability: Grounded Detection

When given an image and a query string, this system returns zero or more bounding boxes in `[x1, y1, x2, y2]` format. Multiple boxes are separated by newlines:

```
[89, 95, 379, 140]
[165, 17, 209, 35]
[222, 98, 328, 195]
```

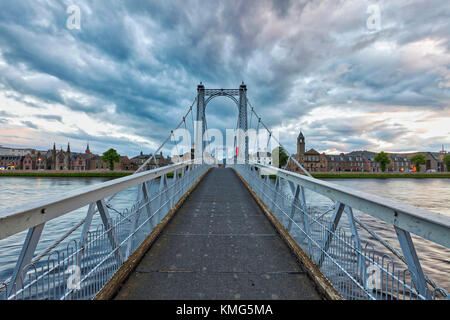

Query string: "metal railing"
[231, 163, 450, 300]
[0, 160, 209, 300]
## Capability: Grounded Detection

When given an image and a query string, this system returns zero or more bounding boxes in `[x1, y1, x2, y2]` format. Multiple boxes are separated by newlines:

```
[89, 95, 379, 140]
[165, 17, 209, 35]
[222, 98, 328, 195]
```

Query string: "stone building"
[286, 132, 427, 173]
[130, 152, 171, 171]
[290, 132, 328, 172]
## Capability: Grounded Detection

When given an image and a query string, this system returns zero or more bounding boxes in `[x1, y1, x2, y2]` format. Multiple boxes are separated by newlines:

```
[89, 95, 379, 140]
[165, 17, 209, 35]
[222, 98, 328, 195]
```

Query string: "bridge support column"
[317, 202, 346, 268]
[96, 200, 124, 265]
[7, 223, 45, 297]
[196, 83, 206, 164]
[238, 82, 249, 164]
[394, 226, 431, 299]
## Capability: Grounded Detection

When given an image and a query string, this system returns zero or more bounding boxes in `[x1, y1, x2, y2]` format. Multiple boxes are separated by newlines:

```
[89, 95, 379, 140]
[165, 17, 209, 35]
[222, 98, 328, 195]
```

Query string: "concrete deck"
[114, 167, 322, 300]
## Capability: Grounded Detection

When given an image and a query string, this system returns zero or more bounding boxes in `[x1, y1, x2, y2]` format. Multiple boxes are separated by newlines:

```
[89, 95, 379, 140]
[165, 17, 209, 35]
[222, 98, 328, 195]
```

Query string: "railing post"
[77, 203, 96, 267]
[287, 184, 300, 232]
[287, 182, 312, 254]
[144, 180, 155, 228]
[172, 168, 178, 206]
[157, 174, 169, 222]
[271, 176, 280, 212]
[263, 175, 270, 204]
[394, 226, 431, 299]
[126, 181, 155, 257]
[317, 201, 345, 268]
[96, 199, 124, 265]
[7, 223, 45, 297]
[345, 206, 367, 286]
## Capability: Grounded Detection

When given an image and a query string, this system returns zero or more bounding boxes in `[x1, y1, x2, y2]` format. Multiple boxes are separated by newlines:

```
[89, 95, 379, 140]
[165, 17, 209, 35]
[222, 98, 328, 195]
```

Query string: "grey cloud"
[21, 120, 39, 129]
[0, 0, 449, 155]
[34, 114, 63, 122]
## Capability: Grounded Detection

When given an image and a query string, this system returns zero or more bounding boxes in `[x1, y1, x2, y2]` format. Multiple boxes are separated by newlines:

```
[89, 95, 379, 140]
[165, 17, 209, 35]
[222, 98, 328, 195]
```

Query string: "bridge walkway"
[113, 167, 322, 300]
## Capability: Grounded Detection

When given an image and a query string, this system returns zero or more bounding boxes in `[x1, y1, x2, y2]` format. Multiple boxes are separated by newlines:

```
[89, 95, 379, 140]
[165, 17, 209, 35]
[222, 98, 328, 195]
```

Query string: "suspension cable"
[247, 99, 311, 177]
[246, 98, 445, 297]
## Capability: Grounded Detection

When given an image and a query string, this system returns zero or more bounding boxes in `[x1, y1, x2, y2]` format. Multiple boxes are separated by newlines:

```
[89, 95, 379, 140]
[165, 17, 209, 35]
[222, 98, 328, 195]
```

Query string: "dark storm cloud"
[0, 0, 449, 155]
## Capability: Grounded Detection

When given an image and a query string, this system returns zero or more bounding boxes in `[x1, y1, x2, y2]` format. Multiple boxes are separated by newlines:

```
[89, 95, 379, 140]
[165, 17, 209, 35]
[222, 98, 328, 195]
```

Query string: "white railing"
[231, 163, 450, 300]
[0, 160, 210, 300]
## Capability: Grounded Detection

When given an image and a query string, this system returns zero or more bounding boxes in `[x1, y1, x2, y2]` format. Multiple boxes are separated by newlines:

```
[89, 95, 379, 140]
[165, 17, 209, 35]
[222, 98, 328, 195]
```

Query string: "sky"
[0, 0, 449, 157]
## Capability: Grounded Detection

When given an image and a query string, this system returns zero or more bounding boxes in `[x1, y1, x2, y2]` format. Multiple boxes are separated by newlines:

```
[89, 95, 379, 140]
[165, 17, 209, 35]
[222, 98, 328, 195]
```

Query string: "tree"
[374, 151, 391, 172]
[271, 146, 289, 168]
[102, 148, 121, 171]
[444, 155, 450, 172]
[410, 154, 426, 172]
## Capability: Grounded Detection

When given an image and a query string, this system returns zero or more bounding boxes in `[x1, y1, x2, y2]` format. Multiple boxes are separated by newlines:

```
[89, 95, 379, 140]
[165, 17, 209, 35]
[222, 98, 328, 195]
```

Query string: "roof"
[326, 154, 349, 162]
[305, 148, 320, 155]
[0, 155, 22, 161]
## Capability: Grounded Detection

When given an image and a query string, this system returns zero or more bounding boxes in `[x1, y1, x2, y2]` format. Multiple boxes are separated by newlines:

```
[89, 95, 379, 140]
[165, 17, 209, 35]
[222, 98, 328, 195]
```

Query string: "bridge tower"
[196, 83, 248, 164]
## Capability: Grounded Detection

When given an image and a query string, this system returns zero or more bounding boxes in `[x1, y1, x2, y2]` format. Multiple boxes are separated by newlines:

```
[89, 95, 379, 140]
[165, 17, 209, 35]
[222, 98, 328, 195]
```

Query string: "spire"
[85, 142, 90, 154]
[67, 142, 70, 153]
[53, 142, 56, 151]
[298, 131, 304, 139]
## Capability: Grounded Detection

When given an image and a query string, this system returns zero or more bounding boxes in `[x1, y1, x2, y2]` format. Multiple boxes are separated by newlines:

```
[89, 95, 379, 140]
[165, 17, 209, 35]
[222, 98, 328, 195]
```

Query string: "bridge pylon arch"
[195, 83, 248, 164]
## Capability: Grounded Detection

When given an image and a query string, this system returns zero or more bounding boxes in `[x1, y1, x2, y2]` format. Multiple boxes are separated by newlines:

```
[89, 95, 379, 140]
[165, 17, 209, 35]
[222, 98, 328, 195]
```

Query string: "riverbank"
[312, 172, 450, 179]
[0, 170, 134, 178]
[261, 172, 450, 179]
[0, 170, 183, 179]
[1, 170, 449, 179]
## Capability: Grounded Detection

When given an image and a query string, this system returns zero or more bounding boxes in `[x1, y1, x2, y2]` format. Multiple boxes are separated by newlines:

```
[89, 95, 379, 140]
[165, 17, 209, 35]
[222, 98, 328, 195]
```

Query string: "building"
[130, 151, 171, 171]
[286, 132, 445, 173]
[288, 132, 328, 172]
[0, 145, 38, 156]
[0, 155, 22, 170]
[437, 145, 447, 172]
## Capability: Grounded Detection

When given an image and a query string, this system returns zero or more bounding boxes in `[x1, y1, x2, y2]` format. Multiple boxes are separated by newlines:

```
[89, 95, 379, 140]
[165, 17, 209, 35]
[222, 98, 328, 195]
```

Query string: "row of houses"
[287, 132, 448, 173]
[0, 143, 171, 171]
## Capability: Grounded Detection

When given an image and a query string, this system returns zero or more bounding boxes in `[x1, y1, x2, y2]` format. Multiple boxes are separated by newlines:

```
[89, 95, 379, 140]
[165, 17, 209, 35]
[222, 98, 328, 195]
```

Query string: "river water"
[0, 176, 449, 296]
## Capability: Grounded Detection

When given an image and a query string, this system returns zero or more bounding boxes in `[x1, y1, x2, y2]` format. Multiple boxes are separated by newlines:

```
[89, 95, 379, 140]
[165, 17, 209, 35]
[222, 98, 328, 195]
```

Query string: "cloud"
[0, 0, 449, 156]
[21, 120, 39, 129]
[34, 114, 63, 122]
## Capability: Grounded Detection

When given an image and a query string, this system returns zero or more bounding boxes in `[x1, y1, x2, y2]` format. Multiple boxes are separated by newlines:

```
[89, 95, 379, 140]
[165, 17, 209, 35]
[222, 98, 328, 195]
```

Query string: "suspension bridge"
[0, 83, 449, 300]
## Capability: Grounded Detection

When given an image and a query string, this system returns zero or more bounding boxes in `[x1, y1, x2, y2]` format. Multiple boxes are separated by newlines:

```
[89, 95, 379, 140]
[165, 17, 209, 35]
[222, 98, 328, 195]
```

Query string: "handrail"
[0, 160, 195, 240]
[249, 163, 450, 248]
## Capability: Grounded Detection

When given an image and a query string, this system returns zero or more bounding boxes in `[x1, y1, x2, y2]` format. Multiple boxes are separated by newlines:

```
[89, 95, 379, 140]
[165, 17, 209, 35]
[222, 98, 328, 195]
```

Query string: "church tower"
[64, 143, 71, 170]
[52, 142, 56, 170]
[297, 131, 305, 155]
[85, 142, 91, 154]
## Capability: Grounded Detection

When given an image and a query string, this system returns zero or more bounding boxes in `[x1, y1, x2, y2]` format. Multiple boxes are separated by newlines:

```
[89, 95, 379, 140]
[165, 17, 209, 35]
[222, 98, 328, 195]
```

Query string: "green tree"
[444, 154, 450, 172]
[102, 148, 121, 171]
[271, 146, 289, 168]
[374, 151, 391, 172]
[410, 154, 427, 172]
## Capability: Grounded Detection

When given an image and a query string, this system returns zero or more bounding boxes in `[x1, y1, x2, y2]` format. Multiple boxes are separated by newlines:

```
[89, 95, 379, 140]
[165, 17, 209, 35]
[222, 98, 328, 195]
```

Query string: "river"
[0, 176, 449, 296]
